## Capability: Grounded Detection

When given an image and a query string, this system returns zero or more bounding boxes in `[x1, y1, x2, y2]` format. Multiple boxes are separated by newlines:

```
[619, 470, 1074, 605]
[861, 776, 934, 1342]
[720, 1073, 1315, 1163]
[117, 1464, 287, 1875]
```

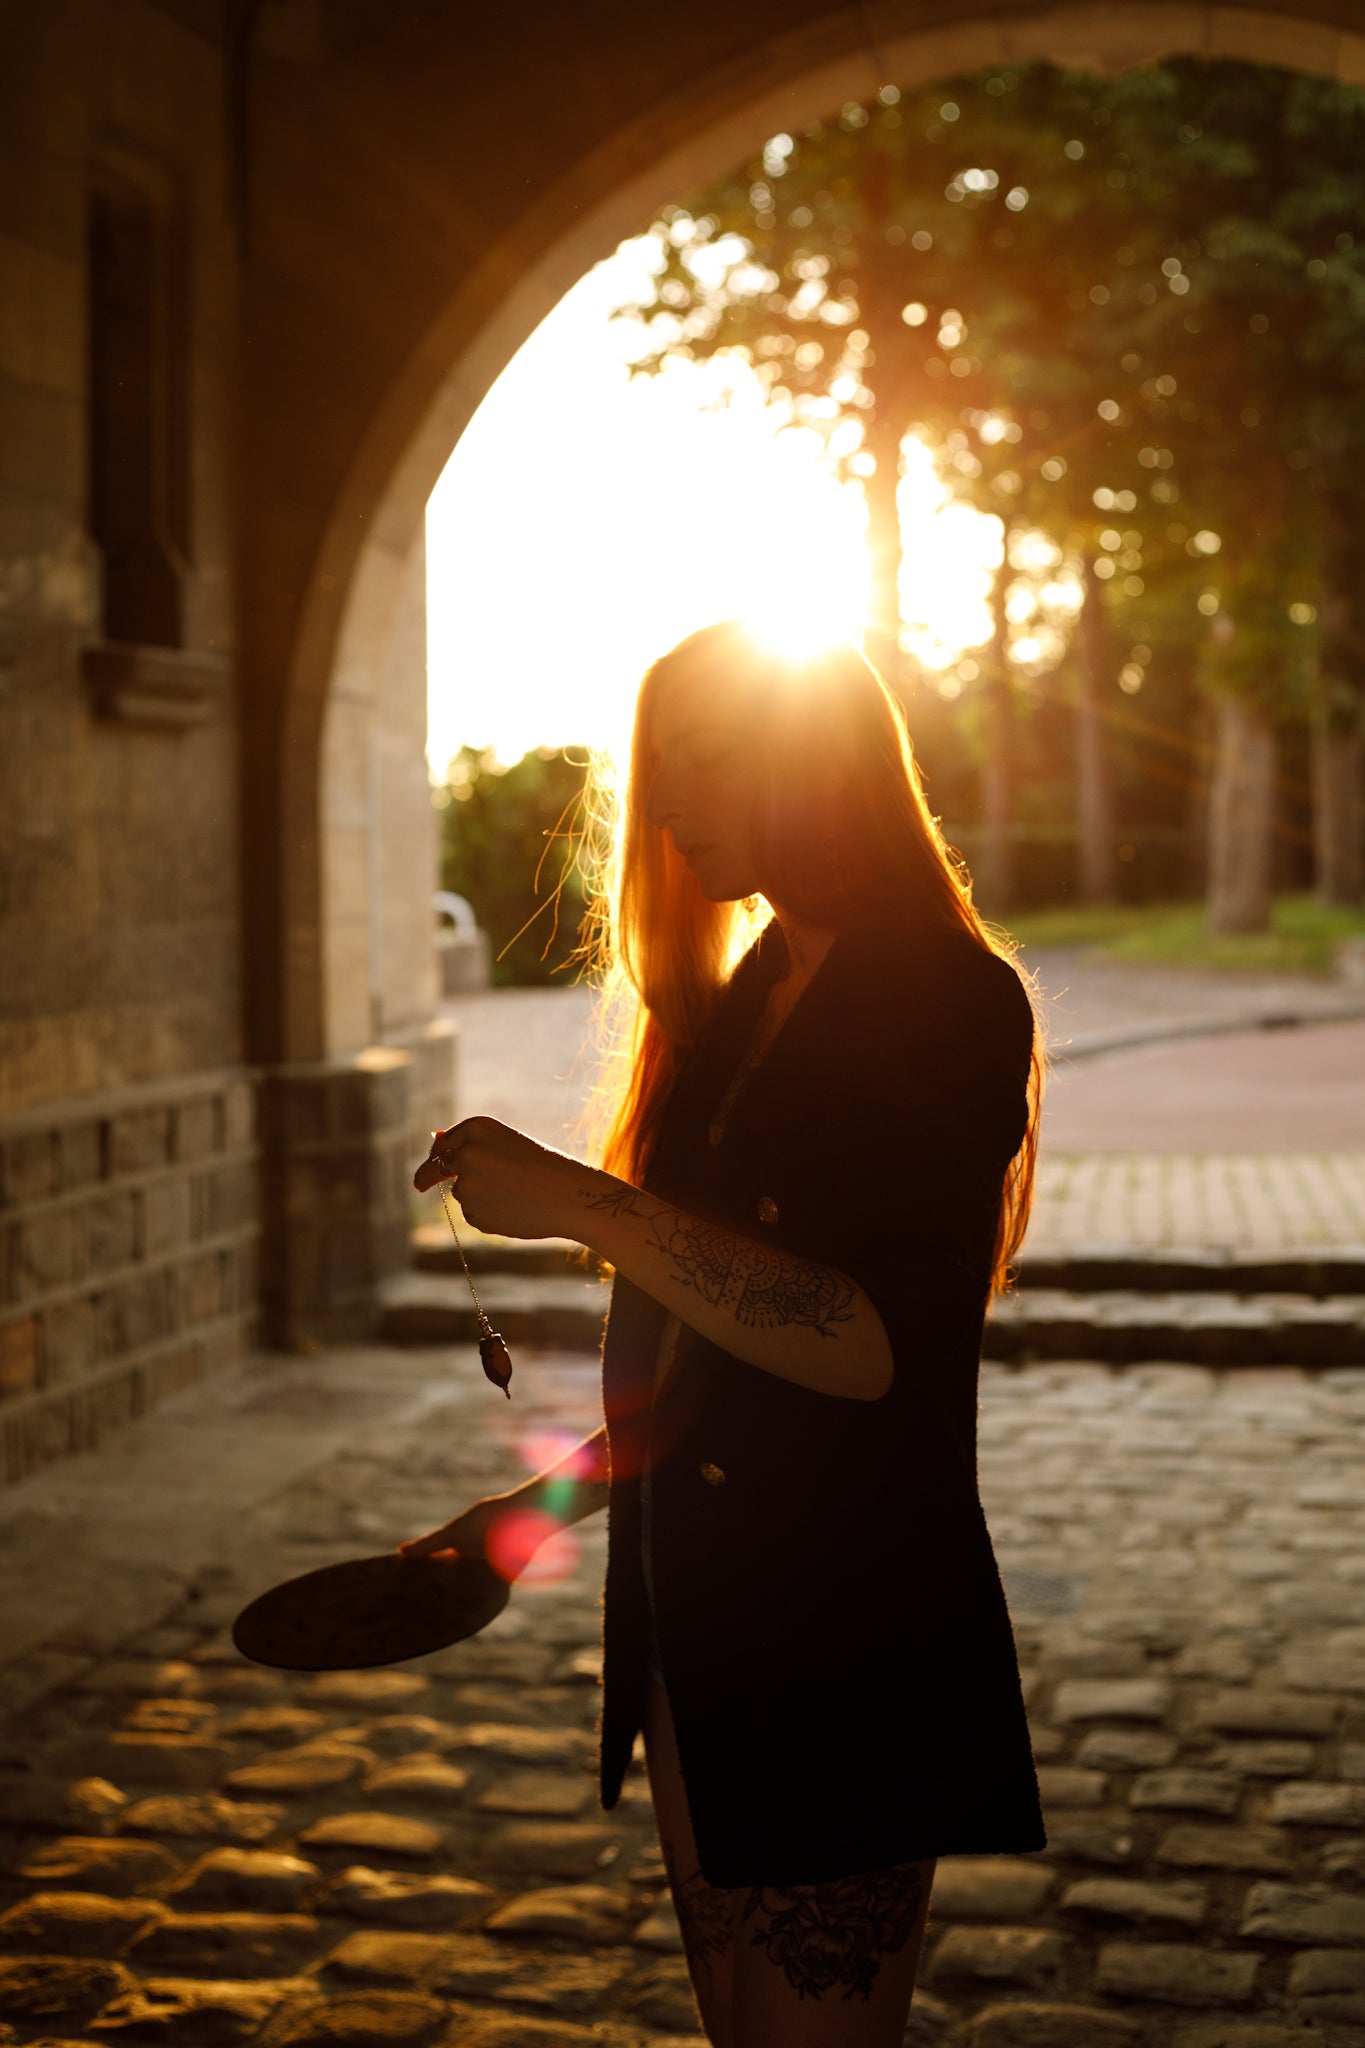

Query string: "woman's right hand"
[398, 1494, 514, 1569]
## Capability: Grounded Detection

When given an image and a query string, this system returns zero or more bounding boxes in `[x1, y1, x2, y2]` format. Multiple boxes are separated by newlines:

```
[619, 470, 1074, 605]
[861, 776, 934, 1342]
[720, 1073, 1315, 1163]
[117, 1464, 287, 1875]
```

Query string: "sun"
[425, 239, 1001, 775]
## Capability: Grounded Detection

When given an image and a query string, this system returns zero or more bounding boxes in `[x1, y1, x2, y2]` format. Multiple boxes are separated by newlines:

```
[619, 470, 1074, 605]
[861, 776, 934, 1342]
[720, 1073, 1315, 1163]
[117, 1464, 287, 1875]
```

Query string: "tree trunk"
[1206, 694, 1276, 936]
[1312, 711, 1364, 907]
[976, 559, 1014, 914]
[1075, 554, 1116, 904]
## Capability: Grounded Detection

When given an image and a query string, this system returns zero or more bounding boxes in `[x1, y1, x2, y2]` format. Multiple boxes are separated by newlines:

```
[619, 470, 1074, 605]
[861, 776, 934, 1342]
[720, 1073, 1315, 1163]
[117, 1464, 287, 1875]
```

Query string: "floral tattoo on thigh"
[740, 1863, 928, 2001]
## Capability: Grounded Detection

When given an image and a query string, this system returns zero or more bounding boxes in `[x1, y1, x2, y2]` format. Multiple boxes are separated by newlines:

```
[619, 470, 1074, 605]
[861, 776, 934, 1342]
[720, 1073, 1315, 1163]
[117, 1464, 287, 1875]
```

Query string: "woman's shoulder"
[839, 916, 1034, 1044]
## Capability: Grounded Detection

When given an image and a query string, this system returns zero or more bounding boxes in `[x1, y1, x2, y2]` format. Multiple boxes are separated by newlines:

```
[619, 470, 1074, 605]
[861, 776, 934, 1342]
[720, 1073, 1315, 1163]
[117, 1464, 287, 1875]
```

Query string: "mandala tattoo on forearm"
[581, 1183, 856, 1337]
[740, 1864, 928, 2001]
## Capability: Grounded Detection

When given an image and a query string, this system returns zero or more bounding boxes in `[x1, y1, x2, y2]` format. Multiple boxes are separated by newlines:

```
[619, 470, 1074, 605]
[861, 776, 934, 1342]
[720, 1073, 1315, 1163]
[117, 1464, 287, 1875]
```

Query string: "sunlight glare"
[426, 238, 1004, 771]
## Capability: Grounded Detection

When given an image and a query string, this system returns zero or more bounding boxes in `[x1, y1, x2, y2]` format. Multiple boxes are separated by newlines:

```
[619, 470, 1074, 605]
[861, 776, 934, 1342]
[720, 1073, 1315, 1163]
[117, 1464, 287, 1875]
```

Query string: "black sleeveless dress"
[596, 912, 1046, 1888]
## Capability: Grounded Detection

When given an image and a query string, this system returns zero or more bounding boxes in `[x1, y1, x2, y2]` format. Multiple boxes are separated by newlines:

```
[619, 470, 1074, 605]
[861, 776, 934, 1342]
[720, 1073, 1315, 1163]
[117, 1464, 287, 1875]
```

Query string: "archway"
[273, 1, 1365, 1335]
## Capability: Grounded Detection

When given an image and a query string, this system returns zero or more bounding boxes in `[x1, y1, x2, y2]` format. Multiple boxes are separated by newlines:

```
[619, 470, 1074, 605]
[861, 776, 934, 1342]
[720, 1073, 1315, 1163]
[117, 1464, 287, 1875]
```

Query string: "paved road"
[441, 970, 1365, 1255]
[1, 1344, 1363, 2044]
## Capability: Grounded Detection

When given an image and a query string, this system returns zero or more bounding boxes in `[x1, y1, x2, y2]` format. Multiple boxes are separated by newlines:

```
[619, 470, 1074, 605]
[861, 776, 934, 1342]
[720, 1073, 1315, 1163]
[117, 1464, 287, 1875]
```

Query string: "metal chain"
[437, 1180, 490, 1332]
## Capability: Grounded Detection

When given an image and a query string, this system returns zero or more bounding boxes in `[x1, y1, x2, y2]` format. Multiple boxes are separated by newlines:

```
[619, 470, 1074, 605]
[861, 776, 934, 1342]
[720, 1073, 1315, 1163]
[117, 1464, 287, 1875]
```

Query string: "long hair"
[582, 620, 1043, 1295]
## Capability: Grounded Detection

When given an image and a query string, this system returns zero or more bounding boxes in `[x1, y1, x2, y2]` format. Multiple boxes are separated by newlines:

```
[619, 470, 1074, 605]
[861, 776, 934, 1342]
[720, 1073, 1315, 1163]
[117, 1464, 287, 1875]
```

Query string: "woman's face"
[644, 667, 764, 903]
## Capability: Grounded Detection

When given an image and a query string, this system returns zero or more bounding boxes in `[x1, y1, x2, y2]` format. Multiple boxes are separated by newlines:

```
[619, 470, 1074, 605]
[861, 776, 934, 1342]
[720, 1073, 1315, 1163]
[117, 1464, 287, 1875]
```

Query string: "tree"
[435, 746, 591, 985]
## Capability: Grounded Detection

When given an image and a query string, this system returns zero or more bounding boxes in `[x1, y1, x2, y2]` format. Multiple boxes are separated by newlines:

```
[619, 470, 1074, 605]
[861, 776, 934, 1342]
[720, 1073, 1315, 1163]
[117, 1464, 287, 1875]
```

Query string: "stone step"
[410, 1226, 1365, 1299]
[383, 1270, 1365, 1365]
[987, 1288, 1365, 1366]
[381, 1269, 609, 1351]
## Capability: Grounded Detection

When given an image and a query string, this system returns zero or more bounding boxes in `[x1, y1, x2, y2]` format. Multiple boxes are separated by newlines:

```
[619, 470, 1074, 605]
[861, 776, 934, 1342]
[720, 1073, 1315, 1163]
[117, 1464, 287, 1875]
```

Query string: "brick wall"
[0, 1069, 260, 1486]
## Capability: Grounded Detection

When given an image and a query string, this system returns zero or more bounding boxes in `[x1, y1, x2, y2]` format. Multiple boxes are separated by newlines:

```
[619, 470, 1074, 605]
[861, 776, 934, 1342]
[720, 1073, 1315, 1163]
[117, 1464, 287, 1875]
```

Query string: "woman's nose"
[646, 768, 681, 832]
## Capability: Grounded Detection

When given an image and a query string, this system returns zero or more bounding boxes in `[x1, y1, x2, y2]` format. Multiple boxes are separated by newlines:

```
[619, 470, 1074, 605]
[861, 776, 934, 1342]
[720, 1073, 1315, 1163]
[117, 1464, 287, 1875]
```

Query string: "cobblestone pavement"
[1, 1342, 1364, 2046]
[1026, 1153, 1365, 1256]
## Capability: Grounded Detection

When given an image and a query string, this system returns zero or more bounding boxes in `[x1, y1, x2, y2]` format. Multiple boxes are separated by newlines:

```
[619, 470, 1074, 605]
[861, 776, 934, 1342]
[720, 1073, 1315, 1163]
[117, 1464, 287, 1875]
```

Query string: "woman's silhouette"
[406, 620, 1046, 2046]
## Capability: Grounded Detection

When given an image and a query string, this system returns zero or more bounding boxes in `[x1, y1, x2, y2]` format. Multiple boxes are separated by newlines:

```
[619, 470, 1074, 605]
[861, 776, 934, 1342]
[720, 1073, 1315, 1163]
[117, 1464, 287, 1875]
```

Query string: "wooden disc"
[231, 1552, 510, 1671]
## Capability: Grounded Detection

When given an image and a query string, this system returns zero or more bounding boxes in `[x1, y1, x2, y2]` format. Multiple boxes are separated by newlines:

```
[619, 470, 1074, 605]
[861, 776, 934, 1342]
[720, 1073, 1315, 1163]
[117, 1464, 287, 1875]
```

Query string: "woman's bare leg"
[641, 1669, 743, 2047]
[729, 1858, 935, 2047]
[641, 1668, 935, 2047]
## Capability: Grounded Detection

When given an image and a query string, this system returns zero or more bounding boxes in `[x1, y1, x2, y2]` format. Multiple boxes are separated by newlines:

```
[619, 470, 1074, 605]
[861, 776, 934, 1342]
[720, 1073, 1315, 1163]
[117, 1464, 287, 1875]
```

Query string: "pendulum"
[437, 1180, 513, 1399]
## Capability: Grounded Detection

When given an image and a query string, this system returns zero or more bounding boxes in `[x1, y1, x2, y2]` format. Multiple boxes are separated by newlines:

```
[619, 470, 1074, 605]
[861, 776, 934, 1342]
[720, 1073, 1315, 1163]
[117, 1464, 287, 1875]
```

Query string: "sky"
[425, 234, 1001, 778]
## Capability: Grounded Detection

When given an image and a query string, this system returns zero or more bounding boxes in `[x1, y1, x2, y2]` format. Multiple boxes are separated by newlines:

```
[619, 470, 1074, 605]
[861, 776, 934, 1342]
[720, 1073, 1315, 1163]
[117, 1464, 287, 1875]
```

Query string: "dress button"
[699, 1461, 726, 1487]
[756, 1195, 779, 1226]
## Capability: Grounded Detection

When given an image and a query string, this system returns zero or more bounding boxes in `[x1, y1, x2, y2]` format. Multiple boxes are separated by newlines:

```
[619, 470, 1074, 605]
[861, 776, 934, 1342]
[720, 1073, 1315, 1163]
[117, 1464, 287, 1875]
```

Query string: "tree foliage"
[435, 746, 592, 986]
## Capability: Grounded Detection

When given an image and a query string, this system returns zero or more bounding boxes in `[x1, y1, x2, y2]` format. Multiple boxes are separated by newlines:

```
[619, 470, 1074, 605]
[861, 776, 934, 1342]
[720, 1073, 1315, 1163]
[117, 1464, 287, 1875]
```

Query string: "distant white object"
[435, 891, 491, 993]
[1336, 934, 1365, 988]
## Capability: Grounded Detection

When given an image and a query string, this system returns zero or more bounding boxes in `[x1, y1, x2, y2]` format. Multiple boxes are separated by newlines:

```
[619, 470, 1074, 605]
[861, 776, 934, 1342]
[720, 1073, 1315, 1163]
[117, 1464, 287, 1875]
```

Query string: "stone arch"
[266, 1, 1362, 1338]
[296, 0, 1363, 1067]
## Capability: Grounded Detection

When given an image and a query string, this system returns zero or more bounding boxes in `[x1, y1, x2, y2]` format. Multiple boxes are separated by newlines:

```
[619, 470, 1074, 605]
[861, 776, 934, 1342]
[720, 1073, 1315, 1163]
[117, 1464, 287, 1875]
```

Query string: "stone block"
[1060, 1877, 1208, 1928]
[1077, 1727, 1177, 1771]
[1238, 1882, 1365, 1945]
[0, 1312, 39, 1396]
[1214, 1741, 1316, 1778]
[129, 1911, 324, 1978]
[120, 1794, 286, 1843]
[320, 1930, 457, 1986]
[88, 1190, 137, 1271]
[480, 1820, 624, 1879]
[109, 1107, 174, 1176]
[622, 1958, 702, 2032]
[100, 1270, 175, 1355]
[0, 1955, 133, 2028]
[473, 1767, 587, 1816]
[254, 1990, 449, 2046]
[483, 1883, 634, 1943]
[364, 1756, 471, 1805]
[1036, 1813, 1135, 1864]
[59, 1118, 104, 1191]
[0, 1888, 163, 1955]
[0, 1127, 56, 1205]
[143, 1176, 192, 1254]
[1196, 1690, 1339, 1738]
[1037, 1765, 1107, 1808]
[223, 1080, 256, 1149]
[15, 1205, 82, 1295]
[1055, 1679, 1178, 1728]
[201, 1161, 258, 1237]
[91, 1976, 293, 2043]
[1094, 1941, 1259, 2006]
[4, 1383, 74, 1478]
[1270, 1782, 1365, 1827]
[1156, 1824, 1295, 1874]
[58, 1732, 236, 1789]
[137, 1343, 210, 1410]
[928, 1857, 1056, 1921]
[1322, 1837, 1365, 1881]
[967, 2005, 1142, 2047]
[41, 1295, 97, 1381]
[930, 1925, 1065, 1988]
[223, 1741, 374, 1797]
[1287, 1948, 1365, 2023]
[176, 1096, 221, 1162]
[318, 1867, 493, 1928]
[177, 1249, 226, 1325]
[1131, 1769, 1241, 1816]
[0, 1771, 127, 1833]
[1172, 2027, 1331, 2047]
[17, 1834, 183, 1895]
[297, 1813, 445, 1860]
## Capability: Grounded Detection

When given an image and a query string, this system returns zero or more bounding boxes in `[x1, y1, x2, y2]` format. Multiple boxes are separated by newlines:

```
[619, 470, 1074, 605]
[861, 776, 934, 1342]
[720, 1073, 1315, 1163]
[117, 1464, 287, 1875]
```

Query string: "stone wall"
[0, 1069, 260, 1485]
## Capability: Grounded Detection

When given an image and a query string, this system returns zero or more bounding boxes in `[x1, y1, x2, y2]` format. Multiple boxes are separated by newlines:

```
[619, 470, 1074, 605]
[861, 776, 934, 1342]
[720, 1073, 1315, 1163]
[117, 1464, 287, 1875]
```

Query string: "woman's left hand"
[414, 1117, 582, 1240]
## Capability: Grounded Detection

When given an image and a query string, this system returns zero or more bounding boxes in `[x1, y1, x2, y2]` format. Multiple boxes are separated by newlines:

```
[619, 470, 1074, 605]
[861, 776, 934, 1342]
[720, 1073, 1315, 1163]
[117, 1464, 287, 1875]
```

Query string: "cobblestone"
[1, 1343, 1363, 2043]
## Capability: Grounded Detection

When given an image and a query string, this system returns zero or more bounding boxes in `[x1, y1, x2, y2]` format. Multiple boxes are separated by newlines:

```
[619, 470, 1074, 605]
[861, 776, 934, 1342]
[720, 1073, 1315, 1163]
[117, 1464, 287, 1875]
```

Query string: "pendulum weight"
[437, 1179, 513, 1398]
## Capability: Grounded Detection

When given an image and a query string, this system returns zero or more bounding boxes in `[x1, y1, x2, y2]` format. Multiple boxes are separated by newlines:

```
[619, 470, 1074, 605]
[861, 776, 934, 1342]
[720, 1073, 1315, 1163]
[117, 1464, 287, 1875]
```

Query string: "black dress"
[596, 910, 1046, 1888]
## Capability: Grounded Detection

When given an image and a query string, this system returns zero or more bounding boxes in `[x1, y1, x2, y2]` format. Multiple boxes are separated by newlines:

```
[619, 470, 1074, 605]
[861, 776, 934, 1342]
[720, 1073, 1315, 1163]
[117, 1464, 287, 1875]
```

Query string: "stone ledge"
[82, 641, 230, 726]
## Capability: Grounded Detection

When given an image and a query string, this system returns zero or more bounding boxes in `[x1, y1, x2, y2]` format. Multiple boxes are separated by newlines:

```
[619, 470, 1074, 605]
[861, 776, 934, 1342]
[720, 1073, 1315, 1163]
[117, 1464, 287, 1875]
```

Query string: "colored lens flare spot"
[485, 1507, 580, 1585]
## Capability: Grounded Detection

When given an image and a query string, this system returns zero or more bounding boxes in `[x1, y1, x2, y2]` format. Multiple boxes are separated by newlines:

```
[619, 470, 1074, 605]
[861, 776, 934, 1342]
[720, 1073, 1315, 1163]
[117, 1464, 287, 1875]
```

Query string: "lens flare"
[484, 1506, 581, 1585]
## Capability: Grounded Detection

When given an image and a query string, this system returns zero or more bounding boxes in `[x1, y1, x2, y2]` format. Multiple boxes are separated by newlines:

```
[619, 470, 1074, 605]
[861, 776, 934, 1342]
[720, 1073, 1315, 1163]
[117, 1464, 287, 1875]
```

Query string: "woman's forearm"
[567, 1173, 893, 1402]
[517, 1424, 611, 1524]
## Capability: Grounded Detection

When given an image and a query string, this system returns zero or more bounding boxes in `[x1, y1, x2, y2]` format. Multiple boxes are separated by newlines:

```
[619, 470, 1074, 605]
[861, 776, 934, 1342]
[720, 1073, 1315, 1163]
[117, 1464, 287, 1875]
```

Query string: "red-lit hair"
[584, 620, 1042, 1295]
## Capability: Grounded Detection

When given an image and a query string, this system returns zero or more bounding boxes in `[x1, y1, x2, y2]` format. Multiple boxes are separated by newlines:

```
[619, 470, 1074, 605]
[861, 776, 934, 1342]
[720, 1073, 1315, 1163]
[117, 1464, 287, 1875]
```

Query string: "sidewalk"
[441, 958, 1365, 1256]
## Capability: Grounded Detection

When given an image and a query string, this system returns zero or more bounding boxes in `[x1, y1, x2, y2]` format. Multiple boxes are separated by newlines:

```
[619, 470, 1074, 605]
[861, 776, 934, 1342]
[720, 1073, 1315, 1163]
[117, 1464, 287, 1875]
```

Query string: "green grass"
[1007, 894, 1365, 976]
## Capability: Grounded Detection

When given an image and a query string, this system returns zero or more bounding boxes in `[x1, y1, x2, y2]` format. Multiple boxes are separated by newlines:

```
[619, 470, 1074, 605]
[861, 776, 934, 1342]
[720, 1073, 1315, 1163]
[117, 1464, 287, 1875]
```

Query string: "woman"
[404, 620, 1046, 2047]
